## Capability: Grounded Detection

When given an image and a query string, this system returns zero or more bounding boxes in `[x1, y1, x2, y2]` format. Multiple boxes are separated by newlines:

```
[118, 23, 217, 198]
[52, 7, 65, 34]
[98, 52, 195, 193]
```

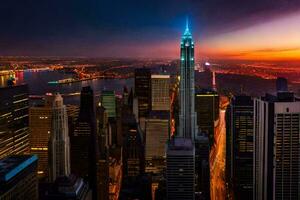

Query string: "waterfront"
[1, 71, 133, 105]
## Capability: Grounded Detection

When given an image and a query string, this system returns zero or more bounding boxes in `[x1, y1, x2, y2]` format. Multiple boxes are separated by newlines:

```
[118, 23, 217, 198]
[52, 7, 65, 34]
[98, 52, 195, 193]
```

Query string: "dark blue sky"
[1, 0, 300, 58]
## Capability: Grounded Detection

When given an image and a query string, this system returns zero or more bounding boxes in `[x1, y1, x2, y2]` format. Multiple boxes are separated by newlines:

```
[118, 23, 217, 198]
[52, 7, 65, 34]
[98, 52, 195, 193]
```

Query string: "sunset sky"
[1, 0, 300, 61]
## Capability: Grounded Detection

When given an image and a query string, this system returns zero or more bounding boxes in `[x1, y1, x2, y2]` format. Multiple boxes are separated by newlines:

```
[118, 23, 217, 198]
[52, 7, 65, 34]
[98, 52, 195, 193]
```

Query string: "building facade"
[145, 111, 169, 175]
[101, 90, 116, 119]
[195, 89, 219, 147]
[227, 96, 254, 199]
[0, 84, 30, 159]
[134, 68, 151, 118]
[253, 92, 300, 200]
[49, 94, 70, 182]
[273, 101, 299, 199]
[151, 75, 170, 111]
[70, 86, 100, 200]
[166, 138, 195, 200]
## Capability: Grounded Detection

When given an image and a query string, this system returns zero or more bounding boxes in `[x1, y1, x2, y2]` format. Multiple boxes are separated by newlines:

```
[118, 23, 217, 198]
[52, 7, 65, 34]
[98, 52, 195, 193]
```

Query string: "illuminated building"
[151, 75, 170, 111]
[0, 84, 29, 159]
[70, 86, 100, 200]
[254, 92, 299, 200]
[145, 111, 169, 175]
[29, 94, 53, 178]
[166, 20, 195, 200]
[166, 138, 195, 200]
[101, 90, 116, 118]
[195, 89, 219, 147]
[226, 96, 253, 199]
[134, 68, 151, 118]
[49, 94, 70, 182]
[0, 155, 38, 200]
[178, 20, 197, 140]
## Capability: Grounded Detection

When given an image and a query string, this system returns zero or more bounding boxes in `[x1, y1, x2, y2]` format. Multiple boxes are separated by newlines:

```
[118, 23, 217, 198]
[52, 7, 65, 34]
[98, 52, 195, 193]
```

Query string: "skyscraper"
[195, 89, 219, 147]
[226, 96, 253, 199]
[29, 93, 53, 178]
[253, 92, 300, 200]
[49, 93, 70, 182]
[273, 97, 299, 199]
[134, 68, 151, 118]
[0, 84, 29, 159]
[151, 75, 170, 111]
[178, 20, 197, 139]
[70, 86, 100, 200]
[166, 20, 196, 200]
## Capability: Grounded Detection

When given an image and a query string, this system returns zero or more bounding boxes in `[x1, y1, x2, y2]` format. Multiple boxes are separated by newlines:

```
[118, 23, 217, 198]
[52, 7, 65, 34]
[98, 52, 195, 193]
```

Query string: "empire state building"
[179, 20, 197, 140]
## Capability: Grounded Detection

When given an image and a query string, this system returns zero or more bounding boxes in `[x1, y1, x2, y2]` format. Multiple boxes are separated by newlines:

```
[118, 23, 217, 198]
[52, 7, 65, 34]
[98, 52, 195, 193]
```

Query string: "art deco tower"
[179, 20, 197, 139]
[49, 93, 70, 182]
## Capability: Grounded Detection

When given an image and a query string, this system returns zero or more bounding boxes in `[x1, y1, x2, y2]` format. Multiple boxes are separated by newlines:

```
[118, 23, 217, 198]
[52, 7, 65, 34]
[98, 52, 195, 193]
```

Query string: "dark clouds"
[0, 0, 300, 57]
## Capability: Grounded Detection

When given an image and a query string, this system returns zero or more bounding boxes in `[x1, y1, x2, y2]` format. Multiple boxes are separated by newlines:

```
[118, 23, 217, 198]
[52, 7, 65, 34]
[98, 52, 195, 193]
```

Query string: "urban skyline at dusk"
[1, 0, 300, 61]
[0, 1, 299, 200]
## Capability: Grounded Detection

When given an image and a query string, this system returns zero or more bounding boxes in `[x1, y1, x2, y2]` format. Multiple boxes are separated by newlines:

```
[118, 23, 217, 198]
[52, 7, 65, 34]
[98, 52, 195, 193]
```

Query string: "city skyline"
[1, 0, 300, 61]
[0, 1, 299, 200]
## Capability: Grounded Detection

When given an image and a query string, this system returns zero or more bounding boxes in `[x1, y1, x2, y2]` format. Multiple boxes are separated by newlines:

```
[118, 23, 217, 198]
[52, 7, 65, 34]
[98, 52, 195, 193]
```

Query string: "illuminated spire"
[184, 17, 191, 36]
[186, 17, 189, 32]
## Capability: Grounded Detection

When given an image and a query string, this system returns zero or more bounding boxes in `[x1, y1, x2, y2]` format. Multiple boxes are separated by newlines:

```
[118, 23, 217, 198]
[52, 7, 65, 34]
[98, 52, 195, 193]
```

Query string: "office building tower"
[0, 155, 38, 200]
[195, 89, 219, 147]
[178, 20, 197, 139]
[166, 20, 196, 200]
[254, 92, 299, 200]
[101, 90, 116, 118]
[226, 96, 253, 199]
[40, 175, 92, 200]
[134, 68, 151, 118]
[151, 75, 170, 111]
[166, 138, 195, 200]
[254, 96, 275, 200]
[276, 77, 288, 92]
[49, 93, 71, 182]
[0, 84, 29, 159]
[70, 86, 100, 200]
[273, 101, 299, 199]
[29, 94, 53, 178]
[145, 111, 169, 175]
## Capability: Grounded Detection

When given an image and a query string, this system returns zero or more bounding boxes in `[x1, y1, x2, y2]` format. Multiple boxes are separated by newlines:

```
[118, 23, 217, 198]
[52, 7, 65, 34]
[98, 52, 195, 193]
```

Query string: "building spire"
[186, 17, 189, 32]
[184, 17, 191, 36]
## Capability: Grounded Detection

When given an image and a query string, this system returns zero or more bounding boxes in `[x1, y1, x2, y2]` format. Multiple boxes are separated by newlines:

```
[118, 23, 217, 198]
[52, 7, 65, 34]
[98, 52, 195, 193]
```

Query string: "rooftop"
[0, 155, 38, 182]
